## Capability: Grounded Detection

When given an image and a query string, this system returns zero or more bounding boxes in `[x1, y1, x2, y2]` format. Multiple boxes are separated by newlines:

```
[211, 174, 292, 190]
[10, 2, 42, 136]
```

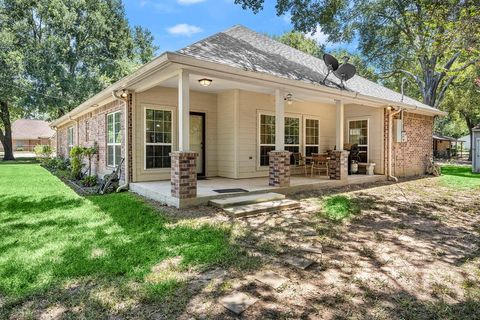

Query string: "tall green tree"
[0, 2, 26, 160]
[0, 0, 157, 160]
[439, 65, 480, 159]
[273, 31, 324, 58]
[235, 0, 480, 109]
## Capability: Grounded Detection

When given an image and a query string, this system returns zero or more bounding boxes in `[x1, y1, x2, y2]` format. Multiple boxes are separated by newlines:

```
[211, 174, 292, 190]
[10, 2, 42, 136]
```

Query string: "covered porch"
[130, 174, 386, 208]
[128, 64, 388, 207]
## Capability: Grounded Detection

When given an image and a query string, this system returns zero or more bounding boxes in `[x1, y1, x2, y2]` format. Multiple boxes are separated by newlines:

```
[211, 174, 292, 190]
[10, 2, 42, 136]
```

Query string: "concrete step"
[209, 192, 286, 208]
[223, 199, 301, 218]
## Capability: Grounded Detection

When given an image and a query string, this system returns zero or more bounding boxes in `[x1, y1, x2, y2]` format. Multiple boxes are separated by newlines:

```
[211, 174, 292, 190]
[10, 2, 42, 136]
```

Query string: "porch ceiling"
[156, 72, 338, 105]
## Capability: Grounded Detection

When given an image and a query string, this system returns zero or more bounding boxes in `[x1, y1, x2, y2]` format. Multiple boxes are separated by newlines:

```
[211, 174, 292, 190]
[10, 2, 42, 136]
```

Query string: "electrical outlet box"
[393, 119, 403, 143]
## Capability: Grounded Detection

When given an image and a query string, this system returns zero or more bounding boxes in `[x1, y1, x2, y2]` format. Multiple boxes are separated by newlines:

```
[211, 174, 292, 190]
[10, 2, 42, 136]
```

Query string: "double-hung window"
[67, 126, 74, 155]
[284, 116, 300, 164]
[259, 114, 275, 166]
[107, 111, 122, 167]
[145, 108, 172, 169]
[304, 118, 320, 156]
[348, 119, 368, 162]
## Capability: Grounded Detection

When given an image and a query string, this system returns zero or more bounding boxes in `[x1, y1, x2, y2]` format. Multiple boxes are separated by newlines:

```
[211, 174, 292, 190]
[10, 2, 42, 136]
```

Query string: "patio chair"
[311, 154, 329, 177]
[292, 152, 307, 176]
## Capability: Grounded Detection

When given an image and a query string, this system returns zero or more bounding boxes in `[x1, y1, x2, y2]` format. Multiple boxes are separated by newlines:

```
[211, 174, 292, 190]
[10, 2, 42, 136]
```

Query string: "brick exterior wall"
[56, 100, 126, 182]
[268, 151, 291, 187]
[170, 151, 198, 199]
[329, 150, 349, 180]
[384, 111, 434, 177]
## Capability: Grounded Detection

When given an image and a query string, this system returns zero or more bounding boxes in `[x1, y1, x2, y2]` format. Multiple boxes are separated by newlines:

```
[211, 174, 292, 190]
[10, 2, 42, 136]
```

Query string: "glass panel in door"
[190, 114, 204, 175]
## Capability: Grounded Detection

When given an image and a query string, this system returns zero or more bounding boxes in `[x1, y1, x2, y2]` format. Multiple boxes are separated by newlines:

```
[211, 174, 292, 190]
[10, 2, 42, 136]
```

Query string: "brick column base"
[329, 151, 350, 180]
[268, 151, 291, 187]
[170, 151, 198, 199]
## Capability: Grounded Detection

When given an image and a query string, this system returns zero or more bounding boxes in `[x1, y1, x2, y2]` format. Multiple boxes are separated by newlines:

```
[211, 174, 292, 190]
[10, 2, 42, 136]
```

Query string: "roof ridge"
[227, 25, 328, 68]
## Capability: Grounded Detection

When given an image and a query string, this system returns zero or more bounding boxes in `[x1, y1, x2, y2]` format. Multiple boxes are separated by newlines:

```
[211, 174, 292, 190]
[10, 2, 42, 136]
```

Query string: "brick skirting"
[268, 151, 291, 187]
[329, 150, 349, 180]
[170, 151, 198, 199]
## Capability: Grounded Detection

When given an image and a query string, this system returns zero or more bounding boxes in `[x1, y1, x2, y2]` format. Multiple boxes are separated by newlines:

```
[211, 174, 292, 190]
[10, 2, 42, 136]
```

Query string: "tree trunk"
[469, 127, 473, 161]
[0, 100, 15, 161]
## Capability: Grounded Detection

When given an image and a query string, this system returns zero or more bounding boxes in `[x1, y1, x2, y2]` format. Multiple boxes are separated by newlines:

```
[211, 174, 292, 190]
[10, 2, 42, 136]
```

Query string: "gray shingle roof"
[178, 25, 438, 113]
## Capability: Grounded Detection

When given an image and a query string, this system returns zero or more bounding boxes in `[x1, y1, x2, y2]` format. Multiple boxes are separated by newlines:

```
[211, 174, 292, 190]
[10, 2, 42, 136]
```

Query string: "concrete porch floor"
[130, 174, 387, 208]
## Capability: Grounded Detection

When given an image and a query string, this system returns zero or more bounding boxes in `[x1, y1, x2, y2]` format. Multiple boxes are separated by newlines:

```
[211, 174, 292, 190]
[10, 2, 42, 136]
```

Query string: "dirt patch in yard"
[175, 176, 480, 319]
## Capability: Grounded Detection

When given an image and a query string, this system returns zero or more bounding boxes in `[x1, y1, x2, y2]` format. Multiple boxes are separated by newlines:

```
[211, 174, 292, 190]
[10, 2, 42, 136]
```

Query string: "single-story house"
[432, 133, 464, 159]
[50, 25, 445, 207]
[0, 119, 55, 152]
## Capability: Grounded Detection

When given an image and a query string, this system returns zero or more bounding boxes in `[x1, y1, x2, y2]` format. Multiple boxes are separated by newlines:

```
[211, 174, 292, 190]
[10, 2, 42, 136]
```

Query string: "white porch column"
[178, 70, 190, 151]
[335, 99, 344, 151]
[275, 89, 285, 150]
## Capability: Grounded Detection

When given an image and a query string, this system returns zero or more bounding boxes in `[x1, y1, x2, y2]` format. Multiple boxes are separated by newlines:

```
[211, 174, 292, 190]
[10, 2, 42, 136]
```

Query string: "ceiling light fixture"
[284, 93, 293, 105]
[198, 78, 212, 87]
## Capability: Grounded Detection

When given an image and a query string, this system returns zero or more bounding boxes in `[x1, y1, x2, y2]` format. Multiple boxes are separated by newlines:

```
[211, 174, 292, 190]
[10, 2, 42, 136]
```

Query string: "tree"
[0, 4, 26, 160]
[234, 0, 480, 108]
[273, 31, 324, 58]
[439, 65, 480, 160]
[0, 0, 157, 160]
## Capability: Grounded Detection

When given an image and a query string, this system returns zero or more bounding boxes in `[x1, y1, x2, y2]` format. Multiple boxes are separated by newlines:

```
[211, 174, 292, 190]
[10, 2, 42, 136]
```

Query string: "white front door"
[190, 113, 205, 176]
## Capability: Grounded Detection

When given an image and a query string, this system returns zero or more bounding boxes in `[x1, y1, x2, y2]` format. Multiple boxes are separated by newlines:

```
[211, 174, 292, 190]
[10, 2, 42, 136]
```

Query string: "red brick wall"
[57, 100, 126, 181]
[384, 111, 434, 177]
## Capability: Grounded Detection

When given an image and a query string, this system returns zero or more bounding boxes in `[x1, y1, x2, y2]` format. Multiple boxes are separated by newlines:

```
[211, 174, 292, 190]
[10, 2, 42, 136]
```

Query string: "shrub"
[83, 143, 98, 176]
[81, 175, 98, 187]
[69, 146, 85, 180]
[34, 145, 53, 162]
[43, 157, 70, 172]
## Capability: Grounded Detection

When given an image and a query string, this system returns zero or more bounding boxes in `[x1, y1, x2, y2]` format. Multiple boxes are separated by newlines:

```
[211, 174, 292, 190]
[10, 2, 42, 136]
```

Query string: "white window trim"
[347, 117, 370, 162]
[106, 111, 121, 168]
[143, 104, 176, 171]
[256, 110, 304, 169]
[67, 126, 74, 155]
[257, 111, 276, 169]
[303, 116, 321, 156]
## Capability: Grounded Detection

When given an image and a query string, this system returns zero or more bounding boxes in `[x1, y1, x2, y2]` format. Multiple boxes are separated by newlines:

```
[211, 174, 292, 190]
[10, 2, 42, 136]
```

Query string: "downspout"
[112, 89, 130, 190]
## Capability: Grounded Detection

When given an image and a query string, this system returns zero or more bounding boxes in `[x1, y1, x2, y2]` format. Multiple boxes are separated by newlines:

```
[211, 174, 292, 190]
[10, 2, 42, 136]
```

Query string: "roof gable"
[12, 119, 55, 140]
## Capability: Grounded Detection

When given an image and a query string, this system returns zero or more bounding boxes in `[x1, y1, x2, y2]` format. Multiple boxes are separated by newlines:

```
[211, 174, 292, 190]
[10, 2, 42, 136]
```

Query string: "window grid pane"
[145, 109, 173, 169]
[285, 117, 299, 145]
[349, 120, 368, 162]
[305, 119, 319, 146]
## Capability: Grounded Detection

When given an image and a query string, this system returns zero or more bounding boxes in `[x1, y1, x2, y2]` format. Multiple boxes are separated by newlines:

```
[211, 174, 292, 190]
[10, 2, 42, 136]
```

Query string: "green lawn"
[440, 165, 480, 189]
[0, 160, 247, 316]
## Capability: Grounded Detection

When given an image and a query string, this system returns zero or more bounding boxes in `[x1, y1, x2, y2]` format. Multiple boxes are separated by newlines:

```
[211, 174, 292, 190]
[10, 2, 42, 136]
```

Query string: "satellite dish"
[333, 63, 357, 87]
[323, 54, 339, 71]
[322, 53, 339, 84]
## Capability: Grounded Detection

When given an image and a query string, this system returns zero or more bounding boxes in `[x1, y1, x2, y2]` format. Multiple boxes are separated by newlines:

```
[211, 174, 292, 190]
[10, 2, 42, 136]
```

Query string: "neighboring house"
[51, 25, 445, 207]
[433, 133, 465, 159]
[0, 119, 55, 152]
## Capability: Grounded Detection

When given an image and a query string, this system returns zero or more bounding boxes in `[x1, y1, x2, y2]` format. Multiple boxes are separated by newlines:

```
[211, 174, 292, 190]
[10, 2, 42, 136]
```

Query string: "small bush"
[322, 195, 360, 222]
[69, 146, 85, 180]
[81, 175, 98, 187]
[43, 157, 70, 172]
[34, 145, 53, 162]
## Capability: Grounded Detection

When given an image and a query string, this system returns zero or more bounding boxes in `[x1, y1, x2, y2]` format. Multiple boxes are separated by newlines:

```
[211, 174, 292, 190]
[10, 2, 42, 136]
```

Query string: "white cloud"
[167, 24, 203, 37]
[177, 0, 206, 4]
[305, 25, 329, 44]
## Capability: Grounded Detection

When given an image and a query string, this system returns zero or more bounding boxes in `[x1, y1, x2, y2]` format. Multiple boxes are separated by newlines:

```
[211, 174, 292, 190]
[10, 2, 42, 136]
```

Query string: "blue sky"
[123, 0, 357, 54]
